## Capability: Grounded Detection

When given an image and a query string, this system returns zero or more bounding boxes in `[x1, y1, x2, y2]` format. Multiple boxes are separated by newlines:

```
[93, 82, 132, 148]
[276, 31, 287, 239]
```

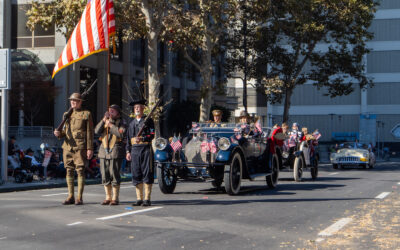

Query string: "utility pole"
[242, 1, 248, 112]
[0, 0, 10, 183]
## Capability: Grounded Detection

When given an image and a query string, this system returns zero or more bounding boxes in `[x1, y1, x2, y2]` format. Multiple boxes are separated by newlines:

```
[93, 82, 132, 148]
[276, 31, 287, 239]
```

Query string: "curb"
[0, 177, 131, 193]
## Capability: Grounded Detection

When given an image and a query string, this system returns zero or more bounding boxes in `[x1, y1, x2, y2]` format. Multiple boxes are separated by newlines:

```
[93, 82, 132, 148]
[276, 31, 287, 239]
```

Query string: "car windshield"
[190, 122, 272, 137]
[339, 142, 368, 149]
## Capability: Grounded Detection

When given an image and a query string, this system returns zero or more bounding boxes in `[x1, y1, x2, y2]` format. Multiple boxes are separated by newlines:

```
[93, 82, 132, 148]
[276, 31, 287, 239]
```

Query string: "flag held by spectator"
[52, 0, 115, 78]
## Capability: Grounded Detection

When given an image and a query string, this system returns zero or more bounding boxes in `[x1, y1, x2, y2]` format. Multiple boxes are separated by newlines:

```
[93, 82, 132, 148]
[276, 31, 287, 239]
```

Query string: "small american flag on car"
[201, 135, 210, 153]
[209, 139, 218, 154]
[171, 136, 182, 152]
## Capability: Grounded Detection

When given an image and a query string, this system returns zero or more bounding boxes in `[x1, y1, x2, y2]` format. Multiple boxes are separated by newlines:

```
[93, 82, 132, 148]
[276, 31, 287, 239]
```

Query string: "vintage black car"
[154, 123, 280, 195]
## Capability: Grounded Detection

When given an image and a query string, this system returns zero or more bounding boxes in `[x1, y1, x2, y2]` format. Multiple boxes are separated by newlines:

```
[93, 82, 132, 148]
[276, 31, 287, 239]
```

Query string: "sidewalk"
[0, 174, 132, 193]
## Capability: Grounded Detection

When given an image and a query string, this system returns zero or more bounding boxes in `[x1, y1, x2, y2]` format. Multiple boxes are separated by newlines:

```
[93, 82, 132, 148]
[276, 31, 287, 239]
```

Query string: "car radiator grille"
[338, 156, 359, 162]
[184, 139, 217, 164]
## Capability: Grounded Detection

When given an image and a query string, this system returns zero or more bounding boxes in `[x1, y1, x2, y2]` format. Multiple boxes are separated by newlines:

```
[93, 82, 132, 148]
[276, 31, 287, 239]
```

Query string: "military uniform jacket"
[59, 109, 94, 151]
[126, 116, 155, 152]
[95, 118, 126, 159]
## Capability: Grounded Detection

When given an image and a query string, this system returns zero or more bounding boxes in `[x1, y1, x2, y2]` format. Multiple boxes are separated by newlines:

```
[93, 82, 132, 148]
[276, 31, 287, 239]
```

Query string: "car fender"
[216, 145, 248, 178]
[154, 145, 173, 162]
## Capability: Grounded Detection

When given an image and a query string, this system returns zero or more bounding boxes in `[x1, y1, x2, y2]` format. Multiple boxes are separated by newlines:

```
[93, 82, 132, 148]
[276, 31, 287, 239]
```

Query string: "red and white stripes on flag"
[52, 0, 115, 78]
[171, 136, 183, 152]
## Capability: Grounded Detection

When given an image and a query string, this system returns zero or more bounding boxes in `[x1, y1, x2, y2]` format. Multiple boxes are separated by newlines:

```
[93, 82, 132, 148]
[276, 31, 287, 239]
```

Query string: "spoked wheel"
[293, 155, 304, 182]
[310, 158, 318, 180]
[266, 154, 279, 188]
[224, 152, 242, 195]
[157, 163, 177, 194]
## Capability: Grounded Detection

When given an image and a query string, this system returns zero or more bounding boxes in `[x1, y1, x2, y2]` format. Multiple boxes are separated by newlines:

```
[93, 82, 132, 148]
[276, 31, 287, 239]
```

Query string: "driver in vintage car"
[209, 109, 226, 128]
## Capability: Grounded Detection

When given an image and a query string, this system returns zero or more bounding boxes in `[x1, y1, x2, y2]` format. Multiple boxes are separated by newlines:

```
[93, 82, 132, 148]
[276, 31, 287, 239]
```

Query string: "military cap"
[68, 92, 83, 101]
[109, 104, 121, 113]
[129, 99, 147, 106]
[239, 110, 249, 118]
[26, 148, 34, 154]
[212, 109, 222, 116]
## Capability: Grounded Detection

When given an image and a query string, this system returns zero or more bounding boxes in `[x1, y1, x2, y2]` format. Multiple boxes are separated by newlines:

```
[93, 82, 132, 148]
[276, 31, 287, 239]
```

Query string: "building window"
[110, 73, 123, 108]
[131, 39, 145, 67]
[11, 4, 55, 48]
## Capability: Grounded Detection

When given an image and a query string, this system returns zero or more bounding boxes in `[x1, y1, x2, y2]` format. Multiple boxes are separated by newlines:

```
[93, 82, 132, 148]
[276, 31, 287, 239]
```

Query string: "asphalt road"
[0, 162, 399, 250]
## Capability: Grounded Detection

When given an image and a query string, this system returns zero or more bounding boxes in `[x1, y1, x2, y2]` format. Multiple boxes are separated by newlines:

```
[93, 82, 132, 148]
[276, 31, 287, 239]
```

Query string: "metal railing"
[8, 126, 54, 138]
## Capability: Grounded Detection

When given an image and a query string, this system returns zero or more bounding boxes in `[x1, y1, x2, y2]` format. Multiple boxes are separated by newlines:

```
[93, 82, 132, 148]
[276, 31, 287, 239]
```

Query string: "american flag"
[201, 135, 210, 153]
[313, 131, 322, 141]
[170, 136, 182, 152]
[255, 118, 262, 133]
[52, 0, 115, 78]
[209, 139, 218, 154]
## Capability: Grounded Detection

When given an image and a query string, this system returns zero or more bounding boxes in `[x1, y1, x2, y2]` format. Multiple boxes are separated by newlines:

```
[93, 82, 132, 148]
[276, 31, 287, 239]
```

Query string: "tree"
[225, 0, 284, 109]
[27, 0, 168, 135]
[164, 0, 238, 122]
[254, 0, 377, 123]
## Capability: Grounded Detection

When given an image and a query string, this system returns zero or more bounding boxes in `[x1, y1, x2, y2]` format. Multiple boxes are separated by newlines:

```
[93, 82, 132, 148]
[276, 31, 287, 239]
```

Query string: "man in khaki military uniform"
[54, 93, 94, 205]
[209, 109, 226, 128]
[95, 104, 126, 205]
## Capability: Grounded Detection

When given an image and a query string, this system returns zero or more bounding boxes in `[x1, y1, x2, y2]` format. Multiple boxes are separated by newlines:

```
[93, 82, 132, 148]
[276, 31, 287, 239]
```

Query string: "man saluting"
[126, 99, 155, 207]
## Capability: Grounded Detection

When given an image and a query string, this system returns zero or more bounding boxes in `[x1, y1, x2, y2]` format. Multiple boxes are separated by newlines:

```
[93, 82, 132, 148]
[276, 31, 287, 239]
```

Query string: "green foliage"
[226, 0, 377, 122]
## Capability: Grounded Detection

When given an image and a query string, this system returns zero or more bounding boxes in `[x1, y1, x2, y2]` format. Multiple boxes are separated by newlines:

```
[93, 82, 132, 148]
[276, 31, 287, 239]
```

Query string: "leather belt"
[131, 138, 149, 145]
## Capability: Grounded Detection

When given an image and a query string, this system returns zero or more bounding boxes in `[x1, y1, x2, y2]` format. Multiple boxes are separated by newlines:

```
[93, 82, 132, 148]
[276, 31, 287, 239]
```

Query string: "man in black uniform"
[126, 99, 155, 207]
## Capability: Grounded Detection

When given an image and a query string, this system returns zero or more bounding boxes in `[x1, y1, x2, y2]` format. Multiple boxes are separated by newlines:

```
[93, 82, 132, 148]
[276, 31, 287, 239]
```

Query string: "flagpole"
[107, 49, 110, 107]
[105, 47, 111, 153]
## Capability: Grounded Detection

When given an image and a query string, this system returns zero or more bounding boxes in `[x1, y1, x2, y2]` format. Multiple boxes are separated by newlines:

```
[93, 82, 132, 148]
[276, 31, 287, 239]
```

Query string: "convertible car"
[154, 123, 281, 195]
[330, 142, 375, 169]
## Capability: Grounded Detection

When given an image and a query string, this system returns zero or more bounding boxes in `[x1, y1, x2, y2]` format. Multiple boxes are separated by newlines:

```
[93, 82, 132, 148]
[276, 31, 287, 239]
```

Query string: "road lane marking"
[42, 193, 68, 197]
[0, 237, 7, 240]
[315, 238, 325, 242]
[328, 172, 339, 176]
[398, 182, 400, 185]
[120, 186, 134, 189]
[375, 192, 390, 199]
[96, 207, 162, 220]
[318, 218, 352, 236]
[67, 222, 83, 226]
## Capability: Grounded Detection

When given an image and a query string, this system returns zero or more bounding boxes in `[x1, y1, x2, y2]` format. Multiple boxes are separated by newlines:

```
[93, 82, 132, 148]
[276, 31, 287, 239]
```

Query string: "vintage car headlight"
[363, 152, 368, 158]
[218, 137, 231, 151]
[155, 138, 168, 151]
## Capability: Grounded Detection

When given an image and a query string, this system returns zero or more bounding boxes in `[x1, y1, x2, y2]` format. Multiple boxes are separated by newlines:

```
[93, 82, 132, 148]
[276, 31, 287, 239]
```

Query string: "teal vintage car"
[154, 123, 280, 195]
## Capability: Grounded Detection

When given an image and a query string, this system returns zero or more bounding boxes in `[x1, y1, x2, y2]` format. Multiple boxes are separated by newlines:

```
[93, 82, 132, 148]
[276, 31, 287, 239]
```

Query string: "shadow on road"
[153, 196, 371, 206]
[170, 182, 345, 197]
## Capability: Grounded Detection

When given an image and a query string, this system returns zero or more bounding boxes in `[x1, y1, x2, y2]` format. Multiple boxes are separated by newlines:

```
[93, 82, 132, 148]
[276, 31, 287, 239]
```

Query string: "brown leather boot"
[75, 175, 85, 205]
[101, 185, 112, 205]
[110, 185, 120, 205]
[143, 183, 152, 206]
[62, 176, 75, 205]
[133, 183, 143, 206]
[62, 196, 75, 205]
